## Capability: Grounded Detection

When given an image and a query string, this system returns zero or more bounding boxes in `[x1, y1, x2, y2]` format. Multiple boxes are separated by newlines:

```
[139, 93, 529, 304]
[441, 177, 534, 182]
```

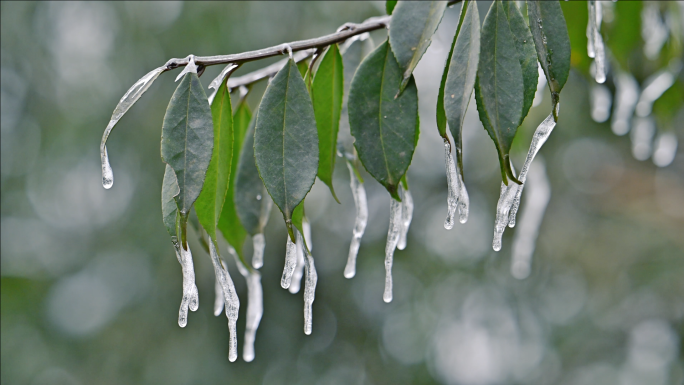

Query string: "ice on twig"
[443, 139, 469, 229]
[652, 132, 678, 167]
[175, 243, 199, 328]
[281, 233, 298, 289]
[611, 73, 639, 136]
[344, 162, 368, 279]
[289, 229, 306, 294]
[303, 246, 317, 335]
[175, 55, 198, 82]
[384, 196, 403, 303]
[208, 238, 240, 362]
[227, 246, 263, 363]
[510, 159, 551, 280]
[100, 65, 166, 189]
[397, 185, 413, 251]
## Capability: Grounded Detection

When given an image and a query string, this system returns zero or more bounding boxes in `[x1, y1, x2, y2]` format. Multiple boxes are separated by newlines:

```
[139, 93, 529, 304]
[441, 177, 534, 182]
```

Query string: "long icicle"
[493, 104, 559, 251]
[175, 242, 199, 327]
[208, 238, 240, 362]
[510, 158, 551, 279]
[344, 162, 368, 279]
[384, 196, 403, 303]
[397, 184, 414, 250]
[303, 245, 318, 335]
[227, 246, 263, 363]
[587, 1, 606, 83]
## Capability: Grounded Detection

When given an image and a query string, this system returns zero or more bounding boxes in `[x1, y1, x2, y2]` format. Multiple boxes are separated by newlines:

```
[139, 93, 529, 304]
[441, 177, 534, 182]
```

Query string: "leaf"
[475, 1, 524, 185]
[254, 59, 319, 240]
[312, 44, 344, 203]
[527, 0, 571, 96]
[195, 81, 234, 239]
[161, 72, 214, 214]
[348, 41, 419, 200]
[389, 1, 448, 93]
[218, 100, 252, 258]
[386, 0, 397, 15]
[292, 202, 305, 238]
[235, 117, 267, 235]
[442, 0, 480, 173]
[503, 1, 538, 125]
[162, 164, 180, 239]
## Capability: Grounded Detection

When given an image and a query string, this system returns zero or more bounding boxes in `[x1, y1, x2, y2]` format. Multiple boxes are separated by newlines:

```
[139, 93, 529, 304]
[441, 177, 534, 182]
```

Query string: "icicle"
[303, 246, 318, 335]
[611, 73, 639, 136]
[586, 1, 596, 58]
[289, 230, 306, 294]
[653, 132, 678, 167]
[227, 246, 263, 363]
[590, 84, 612, 123]
[636, 70, 676, 117]
[280, 234, 298, 289]
[214, 275, 224, 316]
[631, 117, 656, 161]
[494, 107, 558, 250]
[251, 233, 265, 269]
[100, 65, 166, 189]
[533, 64, 547, 107]
[175, 55, 198, 82]
[456, 171, 470, 224]
[175, 243, 199, 328]
[344, 162, 368, 279]
[587, 1, 606, 83]
[397, 185, 414, 250]
[208, 238, 240, 362]
[510, 159, 551, 280]
[443, 139, 459, 229]
[384, 197, 403, 303]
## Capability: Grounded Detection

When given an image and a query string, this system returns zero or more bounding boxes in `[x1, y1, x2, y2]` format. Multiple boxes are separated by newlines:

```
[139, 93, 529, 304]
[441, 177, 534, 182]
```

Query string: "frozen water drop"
[101, 145, 114, 189]
[256, 194, 262, 201]
[344, 162, 368, 279]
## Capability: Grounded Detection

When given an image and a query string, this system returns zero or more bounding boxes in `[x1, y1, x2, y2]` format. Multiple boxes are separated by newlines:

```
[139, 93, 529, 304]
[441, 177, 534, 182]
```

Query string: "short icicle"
[443, 138, 470, 229]
[175, 243, 199, 328]
[208, 238, 240, 362]
[251, 233, 266, 269]
[227, 246, 263, 363]
[100, 65, 166, 189]
[289, 229, 306, 294]
[303, 246, 318, 335]
[510, 159, 551, 280]
[397, 184, 414, 251]
[493, 104, 558, 251]
[384, 196, 403, 303]
[281, 233, 298, 289]
[344, 162, 368, 279]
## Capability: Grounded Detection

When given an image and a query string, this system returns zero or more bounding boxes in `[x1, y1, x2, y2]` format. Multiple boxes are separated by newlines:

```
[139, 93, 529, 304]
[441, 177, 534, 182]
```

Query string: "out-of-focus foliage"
[2, 2, 683, 385]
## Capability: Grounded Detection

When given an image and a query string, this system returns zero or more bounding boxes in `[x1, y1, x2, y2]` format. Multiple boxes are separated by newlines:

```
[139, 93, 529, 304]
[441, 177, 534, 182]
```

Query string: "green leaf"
[161, 72, 214, 215]
[386, 0, 397, 15]
[475, 1, 524, 185]
[254, 59, 319, 240]
[503, 1, 538, 125]
[218, 100, 252, 258]
[442, 0, 480, 173]
[297, 59, 309, 78]
[312, 44, 344, 203]
[527, 0, 571, 96]
[292, 202, 304, 237]
[389, 1, 448, 93]
[348, 41, 419, 200]
[195, 81, 234, 239]
[162, 164, 180, 239]
[235, 116, 267, 235]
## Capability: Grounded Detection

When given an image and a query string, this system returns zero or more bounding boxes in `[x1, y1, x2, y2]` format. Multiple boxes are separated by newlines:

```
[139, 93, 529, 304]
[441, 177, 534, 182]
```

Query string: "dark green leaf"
[476, 1, 524, 185]
[348, 41, 419, 200]
[312, 44, 344, 203]
[235, 117, 267, 235]
[195, 81, 234, 239]
[386, 0, 397, 15]
[297, 59, 309, 78]
[160, 72, 214, 214]
[503, 1, 538, 125]
[527, 0, 571, 95]
[162, 164, 180, 239]
[389, 1, 448, 93]
[254, 59, 319, 240]
[442, 0, 480, 173]
[218, 100, 252, 258]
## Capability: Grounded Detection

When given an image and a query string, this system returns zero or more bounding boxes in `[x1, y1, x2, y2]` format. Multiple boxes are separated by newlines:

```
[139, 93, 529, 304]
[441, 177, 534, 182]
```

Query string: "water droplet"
[256, 194, 262, 201]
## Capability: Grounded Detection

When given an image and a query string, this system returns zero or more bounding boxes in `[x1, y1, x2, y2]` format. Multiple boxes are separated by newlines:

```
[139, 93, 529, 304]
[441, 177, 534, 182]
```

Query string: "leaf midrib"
[378, 45, 393, 185]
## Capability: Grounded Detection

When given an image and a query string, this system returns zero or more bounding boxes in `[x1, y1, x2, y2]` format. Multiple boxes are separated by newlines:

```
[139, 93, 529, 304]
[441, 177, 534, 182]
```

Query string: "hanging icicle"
[208, 238, 240, 362]
[227, 246, 263, 363]
[443, 139, 469, 230]
[175, 242, 199, 328]
[587, 1, 606, 83]
[384, 196, 403, 303]
[344, 161, 368, 279]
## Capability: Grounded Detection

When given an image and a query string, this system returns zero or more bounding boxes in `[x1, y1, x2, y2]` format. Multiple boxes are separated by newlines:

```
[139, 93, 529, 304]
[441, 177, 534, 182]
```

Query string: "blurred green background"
[2, 2, 683, 384]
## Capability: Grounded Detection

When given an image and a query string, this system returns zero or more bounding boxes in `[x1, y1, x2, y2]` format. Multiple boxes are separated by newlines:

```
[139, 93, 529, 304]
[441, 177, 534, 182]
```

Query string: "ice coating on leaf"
[611, 73, 639, 136]
[227, 246, 263, 363]
[175, 55, 198, 82]
[344, 162, 368, 279]
[207, 63, 239, 105]
[443, 139, 469, 229]
[176, 243, 199, 328]
[635, 70, 676, 118]
[214, 275, 224, 316]
[397, 185, 413, 251]
[100, 65, 165, 188]
[289, 229, 306, 294]
[384, 197, 402, 303]
[281, 234, 298, 289]
[208, 238, 240, 362]
[493, 108, 558, 250]
[303, 246, 317, 335]
[586, 1, 605, 83]
[510, 159, 550, 280]
[653, 132, 678, 168]
[251, 233, 265, 269]
[532, 64, 547, 108]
